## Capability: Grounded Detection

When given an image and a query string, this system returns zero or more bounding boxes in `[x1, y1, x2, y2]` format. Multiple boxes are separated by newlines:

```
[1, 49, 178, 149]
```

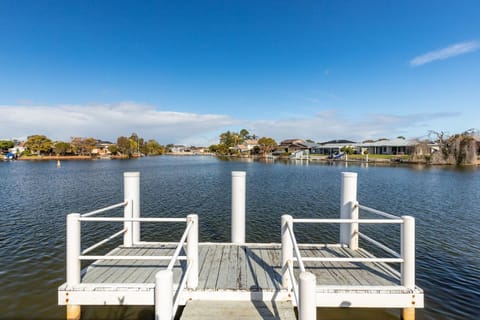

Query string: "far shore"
[17, 155, 128, 161]
[11, 154, 480, 166]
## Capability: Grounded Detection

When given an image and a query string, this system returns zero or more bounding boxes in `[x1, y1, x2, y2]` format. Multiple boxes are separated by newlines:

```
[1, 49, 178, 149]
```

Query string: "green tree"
[84, 138, 98, 156]
[208, 144, 218, 153]
[108, 144, 119, 155]
[240, 129, 250, 140]
[219, 130, 240, 148]
[257, 137, 277, 155]
[129, 133, 140, 155]
[25, 135, 53, 155]
[142, 139, 165, 155]
[117, 136, 132, 156]
[340, 146, 355, 155]
[306, 139, 315, 143]
[54, 141, 71, 155]
[0, 140, 14, 152]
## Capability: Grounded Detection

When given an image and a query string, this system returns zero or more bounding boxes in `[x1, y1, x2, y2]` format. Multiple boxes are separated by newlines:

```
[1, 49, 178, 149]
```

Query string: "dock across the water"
[58, 171, 424, 320]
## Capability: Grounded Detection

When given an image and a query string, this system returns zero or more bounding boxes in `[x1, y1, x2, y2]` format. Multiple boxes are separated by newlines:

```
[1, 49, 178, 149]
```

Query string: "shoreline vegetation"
[2, 128, 480, 166]
[14, 152, 480, 166]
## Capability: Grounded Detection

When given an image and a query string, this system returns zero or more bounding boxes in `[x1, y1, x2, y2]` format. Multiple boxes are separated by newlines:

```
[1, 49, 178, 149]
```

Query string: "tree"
[117, 136, 132, 156]
[219, 130, 240, 148]
[240, 129, 251, 140]
[340, 146, 355, 155]
[142, 139, 165, 155]
[25, 135, 53, 155]
[208, 144, 218, 153]
[306, 139, 315, 143]
[108, 144, 119, 155]
[54, 141, 71, 155]
[0, 140, 14, 152]
[84, 138, 97, 156]
[429, 129, 478, 165]
[257, 137, 277, 155]
[129, 133, 140, 155]
[70, 137, 84, 155]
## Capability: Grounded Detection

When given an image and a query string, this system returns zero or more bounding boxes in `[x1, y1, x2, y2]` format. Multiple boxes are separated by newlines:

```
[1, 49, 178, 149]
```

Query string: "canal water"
[0, 156, 479, 319]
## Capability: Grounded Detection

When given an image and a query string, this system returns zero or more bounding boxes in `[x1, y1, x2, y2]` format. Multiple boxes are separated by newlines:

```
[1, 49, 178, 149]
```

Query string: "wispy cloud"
[247, 111, 459, 142]
[0, 102, 462, 145]
[410, 41, 480, 67]
[0, 102, 235, 145]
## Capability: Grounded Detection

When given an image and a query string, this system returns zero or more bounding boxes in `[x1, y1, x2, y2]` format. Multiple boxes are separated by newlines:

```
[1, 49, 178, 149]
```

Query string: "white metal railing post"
[401, 216, 415, 289]
[231, 171, 246, 244]
[187, 214, 198, 289]
[66, 213, 81, 286]
[124, 172, 140, 245]
[123, 198, 133, 247]
[155, 269, 173, 320]
[281, 214, 293, 290]
[299, 272, 317, 320]
[340, 172, 357, 247]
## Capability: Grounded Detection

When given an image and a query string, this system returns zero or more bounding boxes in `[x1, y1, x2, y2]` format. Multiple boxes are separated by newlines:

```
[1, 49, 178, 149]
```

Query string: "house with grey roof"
[359, 138, 417, 155]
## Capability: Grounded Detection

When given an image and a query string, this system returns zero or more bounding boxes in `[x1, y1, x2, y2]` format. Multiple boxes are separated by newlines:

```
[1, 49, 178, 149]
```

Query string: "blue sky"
[1, 1, 479, 145]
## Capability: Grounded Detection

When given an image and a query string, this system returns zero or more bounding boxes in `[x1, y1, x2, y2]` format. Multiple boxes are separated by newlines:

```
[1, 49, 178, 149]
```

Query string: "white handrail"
[298, 257, 403, 263]
[357, 204, 401, 220]
[292, 218, 403, 224]
[286, 223, 306, 273]
[173, 262, 192, 314]
[167, 220, 194, 270]
[358, 232, 401, 258]
[82, 228, 127, 255]
[78, 255, 187, 261]
[79, 217, 187, 222]
[287, 260, 299, 305]
[81, 201, 128, 217]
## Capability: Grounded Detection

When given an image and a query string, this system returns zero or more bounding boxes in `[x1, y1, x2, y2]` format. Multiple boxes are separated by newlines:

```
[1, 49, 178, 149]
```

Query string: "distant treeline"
[2, 133, 166, 157]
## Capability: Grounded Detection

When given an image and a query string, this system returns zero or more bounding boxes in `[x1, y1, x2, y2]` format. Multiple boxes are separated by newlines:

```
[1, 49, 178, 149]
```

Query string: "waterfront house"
[359, 138, 417, 155]
[277, 139, 309, 154]
[8, 140, 26, 155]
[170, 145, 187, 153]
[91, 140, 113, 156]
[313, 140, 357, 156]
[233, 139, 259, 155]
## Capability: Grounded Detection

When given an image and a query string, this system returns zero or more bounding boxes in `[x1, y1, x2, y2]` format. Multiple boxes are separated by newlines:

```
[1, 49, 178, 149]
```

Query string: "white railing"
[280, 172, 417, 320]
[281, 215, 316, 320]
[65, 172, 199, 320]
[66, 212, 199, 320]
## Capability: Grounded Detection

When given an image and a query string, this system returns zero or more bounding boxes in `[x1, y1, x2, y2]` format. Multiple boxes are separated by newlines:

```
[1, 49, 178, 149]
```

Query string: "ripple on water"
[0, 158, 479, 320]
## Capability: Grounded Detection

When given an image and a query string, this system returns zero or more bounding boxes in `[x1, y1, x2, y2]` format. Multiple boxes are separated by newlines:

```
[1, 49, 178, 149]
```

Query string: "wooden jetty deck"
[59, 243, 422, 308]
[58, 171, 424, 320]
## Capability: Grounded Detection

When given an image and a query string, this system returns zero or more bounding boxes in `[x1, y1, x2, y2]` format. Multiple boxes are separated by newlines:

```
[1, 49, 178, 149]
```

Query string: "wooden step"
[180, 300, 296, 320]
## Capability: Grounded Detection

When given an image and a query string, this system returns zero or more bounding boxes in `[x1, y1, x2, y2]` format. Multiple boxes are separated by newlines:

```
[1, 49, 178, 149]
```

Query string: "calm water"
[0, 157, 479, 319]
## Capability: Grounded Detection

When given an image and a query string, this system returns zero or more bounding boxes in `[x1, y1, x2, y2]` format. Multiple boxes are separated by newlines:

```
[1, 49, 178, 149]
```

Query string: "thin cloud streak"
[410, 41, 480, 66]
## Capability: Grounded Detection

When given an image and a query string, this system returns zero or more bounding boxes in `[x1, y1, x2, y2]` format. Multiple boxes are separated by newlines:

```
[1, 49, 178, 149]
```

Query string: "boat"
[3, 152, 15, 161]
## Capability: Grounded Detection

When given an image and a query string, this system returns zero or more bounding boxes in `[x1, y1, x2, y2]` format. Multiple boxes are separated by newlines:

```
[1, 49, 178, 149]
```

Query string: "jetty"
[58, 171, 424, 320]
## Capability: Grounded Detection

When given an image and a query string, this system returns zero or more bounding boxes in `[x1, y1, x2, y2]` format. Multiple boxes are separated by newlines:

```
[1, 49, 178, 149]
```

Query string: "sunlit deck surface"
[59, 243, 423, 309]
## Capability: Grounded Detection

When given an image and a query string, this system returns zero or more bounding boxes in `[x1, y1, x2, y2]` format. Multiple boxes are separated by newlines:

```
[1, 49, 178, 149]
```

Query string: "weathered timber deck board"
[82, 244, 183, 284]
[216, 245, 231, 289]
[197, 245, 211, 287]
[203, 244, 222, 289]
[79, 243, 401, 289]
